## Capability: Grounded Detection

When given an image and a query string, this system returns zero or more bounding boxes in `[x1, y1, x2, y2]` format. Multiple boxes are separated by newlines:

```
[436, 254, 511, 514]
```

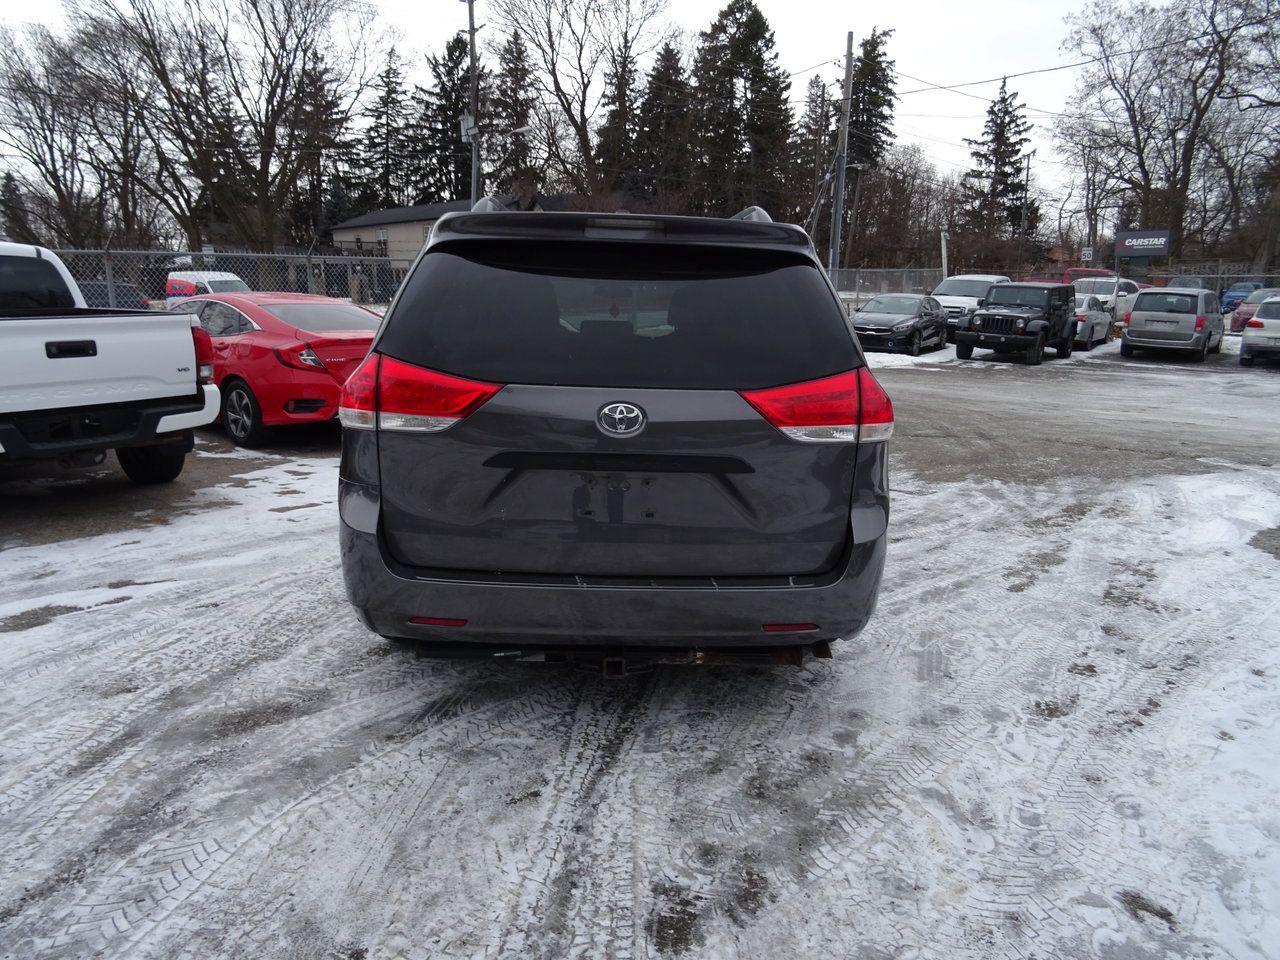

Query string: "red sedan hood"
[293, 328, 374, 384]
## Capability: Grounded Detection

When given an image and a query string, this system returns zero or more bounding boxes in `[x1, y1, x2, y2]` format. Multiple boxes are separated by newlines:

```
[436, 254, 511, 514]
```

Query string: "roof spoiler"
[731, 206, 772, 223]
[471, 195, 508, 213]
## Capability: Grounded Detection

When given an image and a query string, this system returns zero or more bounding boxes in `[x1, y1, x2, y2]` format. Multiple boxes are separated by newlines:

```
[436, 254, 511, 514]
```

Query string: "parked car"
[338, 206, 893, 663]
[1073, 276, 1142, 315]
[1120, 288, 1224, 361]
[1073, 294, 1112, 349]
[165, 270, 250, 308]
[1240, 296, 1280, 367]
[953, 282, 1076, 365]
[0, 243, 218, 483]
[1221, 281, 1263, 313]
[173, 292, 380, 445]
[1229, 287, 1280, 333]
[79, 279, 150, 310]
[851, 293, 948, 355]
[1062, 266, 1115, 284]
[930, 274, 1011, 340]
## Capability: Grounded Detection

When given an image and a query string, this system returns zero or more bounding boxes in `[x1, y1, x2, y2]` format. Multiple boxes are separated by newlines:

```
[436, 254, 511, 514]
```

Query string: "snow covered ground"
[2, 360, 1280, 959]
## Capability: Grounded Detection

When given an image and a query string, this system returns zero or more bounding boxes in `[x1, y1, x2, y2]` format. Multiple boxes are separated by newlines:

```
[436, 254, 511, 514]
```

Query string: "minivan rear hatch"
[372, 239, 862, 578]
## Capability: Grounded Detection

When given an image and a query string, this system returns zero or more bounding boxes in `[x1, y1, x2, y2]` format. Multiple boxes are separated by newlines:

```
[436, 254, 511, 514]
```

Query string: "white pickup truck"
[0, 243, 220, 484]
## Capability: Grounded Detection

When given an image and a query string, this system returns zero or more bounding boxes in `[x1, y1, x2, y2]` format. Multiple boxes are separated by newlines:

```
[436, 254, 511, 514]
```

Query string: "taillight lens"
[739, 367, 893, 443]
[1195, 315, 1207, 330]
[337, 353, 503, 433]
[1246, 318, 1264, 328]
[274, 342, 325, 371]
[190, 322, 214, 385]
[1123, 312, 1131, 325]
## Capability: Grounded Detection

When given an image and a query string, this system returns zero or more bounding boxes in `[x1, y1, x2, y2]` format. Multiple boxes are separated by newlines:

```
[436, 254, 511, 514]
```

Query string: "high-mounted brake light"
[739, 367, 893, 443]
[338, 353, 503, 433]
[190, 321, 214, 385]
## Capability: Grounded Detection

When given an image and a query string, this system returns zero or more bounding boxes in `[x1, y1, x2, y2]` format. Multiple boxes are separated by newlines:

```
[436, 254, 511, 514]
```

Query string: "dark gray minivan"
[337, 209, 892, 660]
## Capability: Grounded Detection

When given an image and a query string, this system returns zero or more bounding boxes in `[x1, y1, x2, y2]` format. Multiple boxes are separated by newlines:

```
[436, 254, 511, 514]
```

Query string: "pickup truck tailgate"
[0, 312, 198, 415]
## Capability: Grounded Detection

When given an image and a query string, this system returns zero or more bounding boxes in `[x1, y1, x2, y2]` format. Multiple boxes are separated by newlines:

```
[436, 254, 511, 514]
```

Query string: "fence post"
[104, 252, 117, 308]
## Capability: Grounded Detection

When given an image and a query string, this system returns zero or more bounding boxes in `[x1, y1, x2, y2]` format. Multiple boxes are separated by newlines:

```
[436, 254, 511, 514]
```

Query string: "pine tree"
[596, 45, 640, 196]
[0, 172, 42, 245]
[635, 42, 694, 210]
[358, 49, 411, 210]
[406, 35, 486, 204]
[961, 78, 1036, 240]
[489, 31, 539, 198]
[848, 28, 895, 168]
[692, 0, 793, 217]
[792, 74, 835, 235]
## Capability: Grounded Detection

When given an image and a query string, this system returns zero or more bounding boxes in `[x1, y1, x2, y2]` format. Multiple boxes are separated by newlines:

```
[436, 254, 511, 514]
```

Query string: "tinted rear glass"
[1256, 300, 1280, 320]
[1134, 292, 1195, 314]
[379, 241, 858, 390]
[0, 255, 76, 310]
[263, 302, 381, 331]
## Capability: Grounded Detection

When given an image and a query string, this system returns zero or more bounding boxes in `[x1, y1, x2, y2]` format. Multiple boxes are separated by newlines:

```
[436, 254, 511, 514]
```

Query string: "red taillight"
[1195, 315, 1207, 330]
[190, 322, 214, 385]
[739, 367, 893, 443]
[762, 623, 819, 633]
[337, 353, 503, 433]
[1123, 312, 1131, 325]
[1074, 313, 1086, 319]
[274, 342, 325, 371]
[1246, 318, 1264, 328]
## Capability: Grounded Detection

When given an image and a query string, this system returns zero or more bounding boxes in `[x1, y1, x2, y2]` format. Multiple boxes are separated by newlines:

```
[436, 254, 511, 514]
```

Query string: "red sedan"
[172, 293, 380, 445]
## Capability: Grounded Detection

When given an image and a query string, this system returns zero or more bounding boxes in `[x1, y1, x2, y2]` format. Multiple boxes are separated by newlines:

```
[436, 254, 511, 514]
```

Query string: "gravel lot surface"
[2, 342, 1278, 960]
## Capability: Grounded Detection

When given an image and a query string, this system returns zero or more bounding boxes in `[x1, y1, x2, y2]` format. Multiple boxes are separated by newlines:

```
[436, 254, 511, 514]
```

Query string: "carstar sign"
[1114, 229, 1171, 258]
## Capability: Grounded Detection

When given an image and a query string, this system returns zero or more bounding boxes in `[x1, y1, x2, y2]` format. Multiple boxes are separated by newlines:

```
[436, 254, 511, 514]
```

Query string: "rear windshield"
[1134, 292, 1195, 314]
[862, 295, 920, 314]
[0, 255, 76, 310]
[1073, 278, 1118, 294]
[932, 278, 992, 298]
[1256, 300, 1280, 320]
[379, 242, 858, 390]
[986, 286, 1048, 308]
[1244, 288, 1280, 304]
[208, 278, 250, 293]
[263, 302, 381, 331]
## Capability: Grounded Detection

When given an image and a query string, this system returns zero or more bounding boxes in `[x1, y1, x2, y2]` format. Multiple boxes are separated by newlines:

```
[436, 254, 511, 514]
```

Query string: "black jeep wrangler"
[953, 282, 1076, 365]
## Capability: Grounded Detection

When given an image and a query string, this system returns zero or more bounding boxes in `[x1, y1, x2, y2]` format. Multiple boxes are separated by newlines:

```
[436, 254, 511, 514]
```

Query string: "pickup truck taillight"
[191, 322, 214, 384]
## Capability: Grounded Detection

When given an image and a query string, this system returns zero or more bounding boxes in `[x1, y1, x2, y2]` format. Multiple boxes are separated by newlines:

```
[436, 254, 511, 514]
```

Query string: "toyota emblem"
[597, 402, 646, 437]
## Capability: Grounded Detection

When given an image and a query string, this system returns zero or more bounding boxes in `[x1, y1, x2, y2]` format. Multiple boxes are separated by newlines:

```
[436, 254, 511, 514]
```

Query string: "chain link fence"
[53, 250, 409, 311]
[830, 267, 945, 312]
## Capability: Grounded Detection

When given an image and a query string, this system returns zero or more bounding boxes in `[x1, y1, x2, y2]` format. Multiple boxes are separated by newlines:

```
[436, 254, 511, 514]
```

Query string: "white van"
[165, 270, 250, 308]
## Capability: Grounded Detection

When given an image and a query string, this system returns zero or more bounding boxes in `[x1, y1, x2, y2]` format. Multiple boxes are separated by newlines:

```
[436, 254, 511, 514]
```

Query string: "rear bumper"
[0, 385, 218, 460]
[338, 460, 889, 649]
[1121, 331, 1206, 351]
[1241, 336, 1280, 359]
[253, 372, 342, 426]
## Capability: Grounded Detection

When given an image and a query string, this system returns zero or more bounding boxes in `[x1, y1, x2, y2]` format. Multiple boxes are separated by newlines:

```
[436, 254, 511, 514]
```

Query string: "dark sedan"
[851, 294, 948, 355]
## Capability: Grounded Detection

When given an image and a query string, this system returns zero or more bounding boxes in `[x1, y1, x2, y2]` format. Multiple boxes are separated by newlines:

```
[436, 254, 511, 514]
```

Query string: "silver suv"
[1120, 288, 1224, 362]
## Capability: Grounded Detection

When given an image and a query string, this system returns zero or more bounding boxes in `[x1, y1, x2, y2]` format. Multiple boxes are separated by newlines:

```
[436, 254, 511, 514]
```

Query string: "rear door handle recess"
[45, 340, 97, 359]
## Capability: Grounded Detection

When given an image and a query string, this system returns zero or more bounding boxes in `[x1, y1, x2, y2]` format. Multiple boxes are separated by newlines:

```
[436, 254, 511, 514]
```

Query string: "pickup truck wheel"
[1025, 334, 1045, 366]
[222, 381, 266, 447]
[117, 446, 186, 485]
[955, 341, 974, 360]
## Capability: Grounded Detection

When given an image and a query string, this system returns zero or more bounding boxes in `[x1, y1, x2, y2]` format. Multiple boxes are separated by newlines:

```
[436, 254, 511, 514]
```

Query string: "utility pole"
[940, 229, 949, 279]
[464, 0, 480, 206]
[1017, 150, 1034, 272]
[828, 31, 855, 274]
[842, 161, 867, 269]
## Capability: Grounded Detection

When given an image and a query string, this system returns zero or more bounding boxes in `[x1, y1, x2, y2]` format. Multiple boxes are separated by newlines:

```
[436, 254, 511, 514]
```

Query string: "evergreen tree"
[596, 45, 640, 196]
[0, 172, 42, 244]
[635, 42, 694, 210]
[406, 35, 485, 204]
[792, 74, 835, 235]
[358, 49, 411, 210]
[489, 31, 539, 198]
[848, 28, 895, 168]
[691, 0, 792, 217]
[960, 78, 1037, 240]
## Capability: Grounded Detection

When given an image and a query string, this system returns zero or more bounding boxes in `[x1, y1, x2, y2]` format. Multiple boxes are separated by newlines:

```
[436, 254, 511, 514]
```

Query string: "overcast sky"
[1, 0, 1086, 198]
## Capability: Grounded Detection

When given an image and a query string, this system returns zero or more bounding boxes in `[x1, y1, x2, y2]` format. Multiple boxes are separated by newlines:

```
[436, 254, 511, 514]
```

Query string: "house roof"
[333, 199, 472, 231]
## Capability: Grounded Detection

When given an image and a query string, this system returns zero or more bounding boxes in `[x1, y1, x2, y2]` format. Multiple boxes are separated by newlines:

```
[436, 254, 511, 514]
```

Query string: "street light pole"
[464, 0, 480, 206]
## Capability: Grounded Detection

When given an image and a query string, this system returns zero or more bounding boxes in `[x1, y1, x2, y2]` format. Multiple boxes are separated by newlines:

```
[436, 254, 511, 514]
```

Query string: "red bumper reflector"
[761, 623, 819, 633]
[409, 616, 468, 628]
